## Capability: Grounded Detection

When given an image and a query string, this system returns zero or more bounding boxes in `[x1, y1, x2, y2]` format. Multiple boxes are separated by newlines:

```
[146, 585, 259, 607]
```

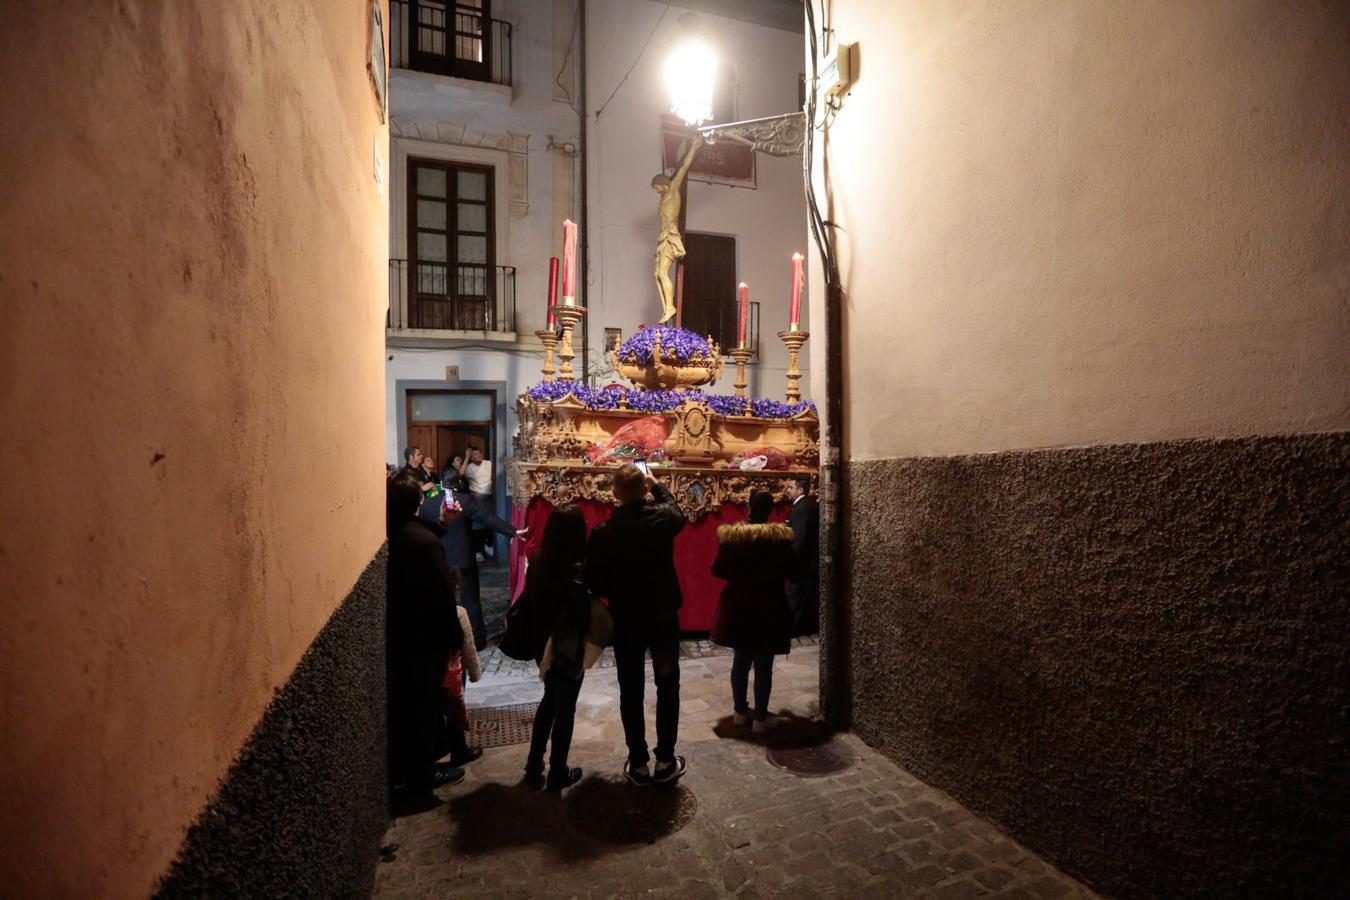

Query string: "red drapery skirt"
[509, 496, 789, 632]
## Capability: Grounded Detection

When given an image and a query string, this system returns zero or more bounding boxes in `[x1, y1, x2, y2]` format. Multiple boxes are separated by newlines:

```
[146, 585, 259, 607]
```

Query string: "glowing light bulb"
[665, 40, 716, 126]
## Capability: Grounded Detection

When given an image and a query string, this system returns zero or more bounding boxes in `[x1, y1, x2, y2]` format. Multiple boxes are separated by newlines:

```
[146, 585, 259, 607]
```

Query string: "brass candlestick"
[777, 328, 809, 403]
[553, 303, 587, 381]
[728, 346, 754, 399]
[535, 327, 559, 381]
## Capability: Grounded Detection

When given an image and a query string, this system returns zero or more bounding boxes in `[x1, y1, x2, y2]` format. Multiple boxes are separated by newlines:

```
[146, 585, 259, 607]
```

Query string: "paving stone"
[1025, 876, 1074, 898]
[931, 879, 992, 900]
[372, 643, 1097, 900]
[973, 866, 1018, 892]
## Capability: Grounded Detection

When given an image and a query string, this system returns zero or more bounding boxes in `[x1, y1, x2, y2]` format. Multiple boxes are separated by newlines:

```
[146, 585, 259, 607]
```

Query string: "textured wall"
[818, 0, 1350, 458]
[0, 2, 388, 896]
[155, 551, 387, 900]
[848, 433, 1350, 898]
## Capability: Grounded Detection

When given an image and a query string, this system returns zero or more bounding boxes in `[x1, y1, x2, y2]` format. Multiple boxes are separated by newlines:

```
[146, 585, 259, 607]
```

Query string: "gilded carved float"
[510, 362, 819, 521]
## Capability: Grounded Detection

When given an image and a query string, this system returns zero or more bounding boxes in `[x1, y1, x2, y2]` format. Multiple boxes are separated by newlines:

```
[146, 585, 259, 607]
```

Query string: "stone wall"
[848, 433, 1350, 897]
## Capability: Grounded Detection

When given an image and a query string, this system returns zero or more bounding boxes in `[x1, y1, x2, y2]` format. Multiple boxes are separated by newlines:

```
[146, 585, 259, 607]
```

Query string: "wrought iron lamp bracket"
[699, 112, 807, 157]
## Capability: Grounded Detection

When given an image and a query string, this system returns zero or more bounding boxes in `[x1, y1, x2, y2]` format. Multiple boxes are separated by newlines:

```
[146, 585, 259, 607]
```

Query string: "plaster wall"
[384, 0, 581, 461]
[587, 0, 811, 400]
[821, 0, 1349, 458]
[0, 2, 388, 896]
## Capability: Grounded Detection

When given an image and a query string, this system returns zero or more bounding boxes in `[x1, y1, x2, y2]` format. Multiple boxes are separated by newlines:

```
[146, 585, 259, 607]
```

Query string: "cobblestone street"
[375, 633, 1098, 899]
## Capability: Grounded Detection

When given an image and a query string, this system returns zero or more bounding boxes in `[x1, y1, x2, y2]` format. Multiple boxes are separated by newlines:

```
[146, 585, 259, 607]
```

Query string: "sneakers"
[429, 763, 466, 788]
[522, 767, 546, 787]
[624, 761, 652, 787]
[652, 756, 687, 785]
[752, 716, 781, 734]
[545, 766, 583, 792]
[732, 712, 750, 727]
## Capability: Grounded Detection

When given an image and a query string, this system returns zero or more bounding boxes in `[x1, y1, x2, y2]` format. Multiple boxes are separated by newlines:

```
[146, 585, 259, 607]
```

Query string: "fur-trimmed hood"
[716, 521, 794, 545]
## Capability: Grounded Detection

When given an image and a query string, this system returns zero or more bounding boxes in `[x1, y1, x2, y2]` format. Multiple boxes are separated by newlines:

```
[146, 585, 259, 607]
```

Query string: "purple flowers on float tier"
[527, 381, 816, 420]
[615, 326, 717, 366]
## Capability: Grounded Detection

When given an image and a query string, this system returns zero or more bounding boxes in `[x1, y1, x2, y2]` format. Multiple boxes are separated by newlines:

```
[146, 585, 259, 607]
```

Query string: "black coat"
[787, 495, 820, 578]
[710, 522, 799, 655]
[387, 518, 463, 660]
[417, 492, 515, 569]
[525, 561, 592, 679]
[586, 483, 685, 629]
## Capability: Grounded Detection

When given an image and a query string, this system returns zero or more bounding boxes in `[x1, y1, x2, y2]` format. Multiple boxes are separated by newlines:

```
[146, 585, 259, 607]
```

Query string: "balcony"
[387, 259, 517, 338]
[390, 1, 512, 88]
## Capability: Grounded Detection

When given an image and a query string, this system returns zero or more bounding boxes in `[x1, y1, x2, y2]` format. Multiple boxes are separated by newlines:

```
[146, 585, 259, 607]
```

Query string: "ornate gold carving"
[554, 304, 586, 380]
[511, 460, 817, 521]
[727, 346, 754, 397]
[610, 329, 725, 390]
[512, 392, 820, 520]
[665, 399, 719, 465]
[777, 329, 809, 403]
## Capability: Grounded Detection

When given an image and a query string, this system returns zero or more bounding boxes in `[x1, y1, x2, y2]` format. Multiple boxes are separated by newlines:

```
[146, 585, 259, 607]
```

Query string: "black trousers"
[526, 669, 584, 777]
[388, 653, 447, 790]
[788, 575, 820, 637]
[456, 564, 487, 650]
[613, 615, 681, 766]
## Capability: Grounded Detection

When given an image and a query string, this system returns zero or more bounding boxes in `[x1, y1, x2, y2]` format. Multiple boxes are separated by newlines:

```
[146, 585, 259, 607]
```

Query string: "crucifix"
[651, 133, 703, 324]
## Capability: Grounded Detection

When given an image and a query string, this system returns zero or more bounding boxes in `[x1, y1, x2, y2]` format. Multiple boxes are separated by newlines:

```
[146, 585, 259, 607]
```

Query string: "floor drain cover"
[467, 701, 538, 749]
[566, 775, 697, 844]
[766, 738, 854, 777]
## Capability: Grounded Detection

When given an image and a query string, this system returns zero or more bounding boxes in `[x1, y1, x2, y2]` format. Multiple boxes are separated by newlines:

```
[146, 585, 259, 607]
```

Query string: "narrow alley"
[375, 639, 1097, 900]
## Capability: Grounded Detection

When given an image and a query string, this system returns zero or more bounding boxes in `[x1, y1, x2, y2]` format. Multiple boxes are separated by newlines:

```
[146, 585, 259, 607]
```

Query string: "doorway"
[681, 232, 738, 349]
[405, 389, 495, 479]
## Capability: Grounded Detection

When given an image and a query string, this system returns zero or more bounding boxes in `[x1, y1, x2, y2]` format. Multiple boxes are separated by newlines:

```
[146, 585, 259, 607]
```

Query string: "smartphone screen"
[633, 460, 650, 476]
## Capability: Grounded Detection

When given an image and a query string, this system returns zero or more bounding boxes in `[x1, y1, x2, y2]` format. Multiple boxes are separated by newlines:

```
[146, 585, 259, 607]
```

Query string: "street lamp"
[664, 39, 717, 127]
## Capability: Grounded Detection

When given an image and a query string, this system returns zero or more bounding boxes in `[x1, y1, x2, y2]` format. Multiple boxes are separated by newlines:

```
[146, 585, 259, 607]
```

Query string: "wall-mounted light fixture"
[664, 38, 717, 126]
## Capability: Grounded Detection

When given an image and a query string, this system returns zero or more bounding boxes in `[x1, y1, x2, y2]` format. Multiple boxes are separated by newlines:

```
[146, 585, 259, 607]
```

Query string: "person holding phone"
[419, 475, 527, 649]
[585, 463, 687, 786]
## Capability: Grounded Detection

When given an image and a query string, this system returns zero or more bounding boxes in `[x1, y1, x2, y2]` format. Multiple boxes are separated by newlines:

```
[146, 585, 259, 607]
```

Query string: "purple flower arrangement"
[528, 381, 816, 420]
[615, 326, 718, 366]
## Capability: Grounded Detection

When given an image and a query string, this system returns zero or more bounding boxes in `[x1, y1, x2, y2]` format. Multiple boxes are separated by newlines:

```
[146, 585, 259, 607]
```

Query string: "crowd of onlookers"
[384, 451, 819, 798]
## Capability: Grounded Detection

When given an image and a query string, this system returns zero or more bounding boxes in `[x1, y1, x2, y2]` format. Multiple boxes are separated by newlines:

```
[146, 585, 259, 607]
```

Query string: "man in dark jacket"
[387, 474, 465, 794]
[418, 482, 522, 650]
[586, 464, 687, 786]
[785, 476, 820, 636]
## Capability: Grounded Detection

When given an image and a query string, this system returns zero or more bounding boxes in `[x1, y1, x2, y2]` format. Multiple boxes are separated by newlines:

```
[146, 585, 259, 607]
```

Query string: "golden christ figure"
[651, 134, 703, 324]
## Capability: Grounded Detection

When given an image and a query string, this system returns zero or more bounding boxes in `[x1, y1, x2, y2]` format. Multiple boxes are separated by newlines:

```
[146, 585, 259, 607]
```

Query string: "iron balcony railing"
[390, 1, 512, 87]
[388, 259, 516, 333]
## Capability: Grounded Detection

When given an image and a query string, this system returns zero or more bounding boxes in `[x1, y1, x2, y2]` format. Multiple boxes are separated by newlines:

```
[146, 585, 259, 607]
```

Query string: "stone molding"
[392, 118, 528, 217]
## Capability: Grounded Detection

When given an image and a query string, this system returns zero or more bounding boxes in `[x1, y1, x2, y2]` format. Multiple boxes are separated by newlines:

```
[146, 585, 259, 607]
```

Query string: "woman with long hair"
[522, 505, 608, 790]
[711, 489, 799, 732]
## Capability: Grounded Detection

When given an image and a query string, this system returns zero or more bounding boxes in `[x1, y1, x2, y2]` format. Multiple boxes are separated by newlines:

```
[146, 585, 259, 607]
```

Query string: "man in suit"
[586, 464, 687, 786]
[418, 479, 523, 650]
[387, 474, 465, 795]
[785, 476, 820, 637]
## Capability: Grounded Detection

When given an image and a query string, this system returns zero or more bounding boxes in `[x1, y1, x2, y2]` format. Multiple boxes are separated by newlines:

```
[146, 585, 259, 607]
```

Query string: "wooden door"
[432, 425, 488, 475]
[682, 232, 737, 349]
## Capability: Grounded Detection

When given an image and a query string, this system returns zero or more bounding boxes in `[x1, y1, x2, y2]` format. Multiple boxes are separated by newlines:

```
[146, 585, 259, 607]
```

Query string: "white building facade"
[384, 0, 810, 504]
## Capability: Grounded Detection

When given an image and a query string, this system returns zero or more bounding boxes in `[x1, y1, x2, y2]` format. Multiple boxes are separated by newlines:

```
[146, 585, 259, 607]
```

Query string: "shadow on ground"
[710, 710, 833, 746]
[442, 773, 696, 862]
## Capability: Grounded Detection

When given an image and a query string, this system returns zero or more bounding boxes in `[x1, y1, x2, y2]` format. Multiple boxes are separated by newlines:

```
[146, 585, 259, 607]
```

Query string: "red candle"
[546, 256, 559, 326]
[789, 253, 804, 330]
[737, 282, 749, 347]
[561, 219, 578, 303]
